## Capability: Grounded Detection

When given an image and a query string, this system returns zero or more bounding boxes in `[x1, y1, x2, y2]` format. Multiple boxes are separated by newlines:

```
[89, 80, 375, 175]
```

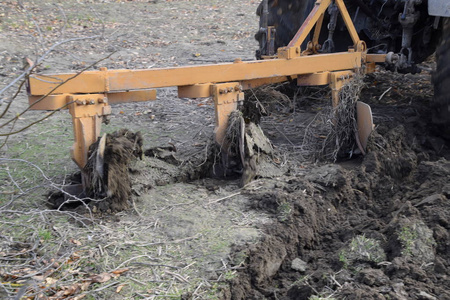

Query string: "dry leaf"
[70, 238, 82, 246]
[63, 284, 80, 296]
[116, 284, 125, 293]
[91, 272, 111, 283]
[81, 281, 91, 291]
[50, 290, 65, 299]
[111, 268, 129, 275]
[45, 277, 58, 285]
[70, 252, 81, 261]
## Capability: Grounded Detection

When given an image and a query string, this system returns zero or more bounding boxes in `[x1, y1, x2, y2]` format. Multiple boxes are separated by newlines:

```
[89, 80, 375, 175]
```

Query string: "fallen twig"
[165, 270, 189, 283]
[379, 87, 392, 101]
[206, 192, 241, 205]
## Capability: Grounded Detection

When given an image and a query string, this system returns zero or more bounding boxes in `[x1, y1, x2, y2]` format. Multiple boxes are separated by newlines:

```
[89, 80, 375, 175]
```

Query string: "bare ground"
[1, 1, 450, 300]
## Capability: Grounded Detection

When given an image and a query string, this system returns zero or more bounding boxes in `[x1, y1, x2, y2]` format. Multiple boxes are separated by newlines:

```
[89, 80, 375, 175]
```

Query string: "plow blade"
[356, 101, 374, 154]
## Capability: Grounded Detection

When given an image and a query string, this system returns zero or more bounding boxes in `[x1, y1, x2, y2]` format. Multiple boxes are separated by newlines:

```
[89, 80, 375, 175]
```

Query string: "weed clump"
[395, 221, 436, 263]
[339, 235, 386, 270]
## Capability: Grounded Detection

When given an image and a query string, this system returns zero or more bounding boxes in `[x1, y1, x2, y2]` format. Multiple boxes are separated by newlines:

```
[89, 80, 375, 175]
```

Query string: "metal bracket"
[329, 71, 354, 108]
[67, 94, 111, 169]
[211, 82, 244, 147]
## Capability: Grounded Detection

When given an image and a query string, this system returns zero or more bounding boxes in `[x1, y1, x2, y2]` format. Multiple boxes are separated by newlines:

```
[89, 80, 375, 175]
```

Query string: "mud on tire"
[433, 17, 450, 139]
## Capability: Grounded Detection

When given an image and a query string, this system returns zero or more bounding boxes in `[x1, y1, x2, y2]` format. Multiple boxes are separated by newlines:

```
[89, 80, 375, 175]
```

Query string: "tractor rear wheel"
[255, 0, 316, 59]
[433, 18, 450, 139]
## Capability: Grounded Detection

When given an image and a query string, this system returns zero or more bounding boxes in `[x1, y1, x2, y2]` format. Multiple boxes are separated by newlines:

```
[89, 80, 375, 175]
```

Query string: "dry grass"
[302, 74, 364, 161]
[244, 76, 364, 162]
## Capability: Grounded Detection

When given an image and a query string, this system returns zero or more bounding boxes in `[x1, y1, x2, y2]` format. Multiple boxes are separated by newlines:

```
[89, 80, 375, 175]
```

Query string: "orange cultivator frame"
[27, 0, 385, 177]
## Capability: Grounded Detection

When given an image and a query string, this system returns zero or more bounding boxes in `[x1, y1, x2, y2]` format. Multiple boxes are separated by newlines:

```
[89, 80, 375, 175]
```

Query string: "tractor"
[255, 0, 450, 137]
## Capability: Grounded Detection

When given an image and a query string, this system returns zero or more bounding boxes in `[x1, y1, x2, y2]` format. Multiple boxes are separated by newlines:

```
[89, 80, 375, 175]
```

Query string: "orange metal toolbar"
[28, 52, 362, 96]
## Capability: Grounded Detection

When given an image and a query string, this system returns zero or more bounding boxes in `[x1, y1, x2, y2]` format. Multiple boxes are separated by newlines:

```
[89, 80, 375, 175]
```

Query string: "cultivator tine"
[95, 133, 107, 180]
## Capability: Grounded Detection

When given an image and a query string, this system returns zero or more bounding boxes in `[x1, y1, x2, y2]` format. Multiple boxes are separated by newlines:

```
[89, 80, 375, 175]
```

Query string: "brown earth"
[224, 69, 450, 299]
[1, 1, 450, 299]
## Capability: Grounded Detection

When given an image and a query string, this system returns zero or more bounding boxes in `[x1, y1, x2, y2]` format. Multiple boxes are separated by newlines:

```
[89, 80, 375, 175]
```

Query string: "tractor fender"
[428, 0, 450, 17]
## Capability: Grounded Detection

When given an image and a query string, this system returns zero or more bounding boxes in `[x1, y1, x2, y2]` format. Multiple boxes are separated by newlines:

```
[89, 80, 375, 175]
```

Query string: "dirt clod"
[290, 258, 307, 272]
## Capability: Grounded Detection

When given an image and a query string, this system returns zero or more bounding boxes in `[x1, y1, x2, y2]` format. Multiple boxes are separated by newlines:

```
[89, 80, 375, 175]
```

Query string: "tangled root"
[84, 129, 143, 212]
[303, 75, 364, 161]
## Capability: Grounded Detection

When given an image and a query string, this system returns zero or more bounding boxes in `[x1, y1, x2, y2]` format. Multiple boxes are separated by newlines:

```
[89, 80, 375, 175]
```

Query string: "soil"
[1, 1, 450, 299]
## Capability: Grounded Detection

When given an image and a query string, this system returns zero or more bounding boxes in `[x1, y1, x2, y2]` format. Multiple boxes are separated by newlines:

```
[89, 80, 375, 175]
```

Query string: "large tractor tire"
[255, 0, 316, 59]
[433, 18, 450, 139]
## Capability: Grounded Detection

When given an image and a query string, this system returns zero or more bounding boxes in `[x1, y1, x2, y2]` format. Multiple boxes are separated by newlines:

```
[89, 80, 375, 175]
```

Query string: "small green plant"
[277, 202, 292, 222]
[38, 229, 53, 241]
[398, 226, 417, 256]
[24, 20, 33, 28]
[223, 270, 237, 281]
[291, 274, 309, 287]
[205, 282, 226, 299]
[210, 239, 229, 254]
[338, 249, 348, 269]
